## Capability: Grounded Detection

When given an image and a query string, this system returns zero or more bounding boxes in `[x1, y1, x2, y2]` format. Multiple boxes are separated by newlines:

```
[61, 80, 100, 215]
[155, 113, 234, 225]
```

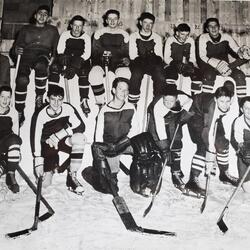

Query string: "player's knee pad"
[115, 67, 131, 79]
[16, 75, 29, 88]
[5, 134, 22, 148]
[69, 133, 86, 149]
[89, 66, 104, 85]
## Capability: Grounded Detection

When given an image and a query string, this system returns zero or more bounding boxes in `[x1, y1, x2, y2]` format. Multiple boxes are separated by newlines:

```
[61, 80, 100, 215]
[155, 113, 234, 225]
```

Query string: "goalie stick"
[104, 164, 176, 236]
[6, 176, 43, 238]
[217, 164, 250, 233]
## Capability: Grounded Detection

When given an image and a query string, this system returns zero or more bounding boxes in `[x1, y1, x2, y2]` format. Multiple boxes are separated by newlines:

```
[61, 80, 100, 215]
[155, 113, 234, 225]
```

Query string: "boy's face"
[113, 81, 129, 102]
[71, 20, 84, 37]
[163, 95, 177, 109]
[106, 13, 119, 29]
[176, 31, 189, 43]
[0, 91, 11, 109]
[242, 101, 250, 121]
[35, 9, 49, 25]
[206, 21, 220, 39]
[215, 96, 232, 113]
[140, 18, 154, 33]
[48, 95, 64, 112]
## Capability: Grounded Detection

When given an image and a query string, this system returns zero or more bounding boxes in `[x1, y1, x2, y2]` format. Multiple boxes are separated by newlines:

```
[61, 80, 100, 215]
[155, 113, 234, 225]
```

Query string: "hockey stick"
[143, 124, 180, 218]
[217, 164, 250, 233]
[119, 161, 130, 176]
[200, 121, 218, 213]
[64, 77, 71, 103]
[104, 64, 111, 103]
[142, 75, 151, 133]
[15, 164, 54, 221]
[6, 176, 43, 238]
[104, 168, 176, 236]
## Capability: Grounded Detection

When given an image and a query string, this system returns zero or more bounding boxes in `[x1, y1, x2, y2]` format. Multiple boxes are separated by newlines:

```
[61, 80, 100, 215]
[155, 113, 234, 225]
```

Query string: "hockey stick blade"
[217, 217, 228, 233]
[112, 196, 176, 236]
[200, 175, 210, 213]
[6, 228, 33, 239]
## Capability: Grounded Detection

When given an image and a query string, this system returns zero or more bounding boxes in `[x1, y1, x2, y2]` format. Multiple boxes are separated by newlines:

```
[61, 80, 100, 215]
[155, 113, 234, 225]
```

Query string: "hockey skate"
[6, 172, 19, 193]
[80, 98, 90, 117]
[184, 177, 205, 198]
[171, 171, 186, 193]
[66, 171, 84, 195]
[219, 170, 238, 186]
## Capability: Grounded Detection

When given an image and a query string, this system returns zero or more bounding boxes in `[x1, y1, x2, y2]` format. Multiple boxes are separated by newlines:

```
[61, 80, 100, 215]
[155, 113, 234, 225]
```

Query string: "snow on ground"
[0, 74, 250, 250]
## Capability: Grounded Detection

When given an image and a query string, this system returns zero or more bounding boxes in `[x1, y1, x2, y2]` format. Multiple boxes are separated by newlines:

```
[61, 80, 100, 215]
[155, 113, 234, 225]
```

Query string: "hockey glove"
[238, 141, 250, 165]
[34, 156, 44, 178]
[46, 128, 71, 150]
[216, 60, 232, 76]
[63, 67, 76, 80]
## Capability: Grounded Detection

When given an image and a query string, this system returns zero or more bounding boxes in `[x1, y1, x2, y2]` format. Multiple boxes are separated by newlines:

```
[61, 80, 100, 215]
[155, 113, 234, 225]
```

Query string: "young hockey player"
[197, 17, 250, 99]
[164, 23, 202, 96]
[231, 96, 250, 191]
[0, 86, 22, 193]
[89, 9, 130, 107]
[13, 5, 59, 126]
[128, 12, 165, 106]
[82, 77, 139, 193]
[186, 82, 239, 196]
[48, 15, 91, 117]
[30, 85, 86, 194]
[147, 84, 193, 192]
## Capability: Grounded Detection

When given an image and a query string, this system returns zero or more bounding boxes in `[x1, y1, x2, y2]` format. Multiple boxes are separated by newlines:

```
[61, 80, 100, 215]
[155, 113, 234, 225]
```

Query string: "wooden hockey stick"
[6, 176, 43, 238]
[217, 164, 250, 233]
[64, 77, 71, 103]
[142, 75, 151, 133]
[143, 124, 180, 218]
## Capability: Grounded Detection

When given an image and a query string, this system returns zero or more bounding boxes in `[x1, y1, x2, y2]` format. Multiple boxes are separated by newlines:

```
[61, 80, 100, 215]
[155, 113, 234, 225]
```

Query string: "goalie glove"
[239, 45, 250, 60]
[216, 60, 232, 76]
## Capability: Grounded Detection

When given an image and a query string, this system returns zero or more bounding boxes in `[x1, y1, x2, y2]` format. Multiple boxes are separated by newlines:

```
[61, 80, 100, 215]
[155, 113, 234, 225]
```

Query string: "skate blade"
[182, 189, 204, 199]
[68, 187, 84, 196]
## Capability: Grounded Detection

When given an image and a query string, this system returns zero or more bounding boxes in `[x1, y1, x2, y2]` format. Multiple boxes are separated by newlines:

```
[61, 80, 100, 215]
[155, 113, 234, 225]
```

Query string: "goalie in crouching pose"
[30, 85, 86, 194]
[82, 77, 163, 196]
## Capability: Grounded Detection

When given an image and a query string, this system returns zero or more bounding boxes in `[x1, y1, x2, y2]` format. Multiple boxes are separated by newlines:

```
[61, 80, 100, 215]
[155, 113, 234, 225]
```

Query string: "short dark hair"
[204, 18, 220, 32]
[36, 5, 50, 15]
[214, 86, 233, 99]
[112, 77, 130, 89]
[102, 9, 120, 27]
[47, 85, 64, 98]
[137, 12, 155, 30]
[68, 15, 86, 30]
[0, 85, 12, 95]
[175, 23, 190, 33]
[240, 96, 250, 108]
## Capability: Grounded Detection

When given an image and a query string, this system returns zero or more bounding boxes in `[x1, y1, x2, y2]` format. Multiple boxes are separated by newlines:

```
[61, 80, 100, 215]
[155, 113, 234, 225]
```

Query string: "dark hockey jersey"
[198, 33, 240, 68]
[15, 24, 59, 56]
[95, 102, 139, 143]
[129, 31, 163, 60]
[30, 103, 85, 157]
[57, 30, 91, 60]
[164, 36, 196, 65]
[0, 107, 19, 139]
[92, 27, 129, 65]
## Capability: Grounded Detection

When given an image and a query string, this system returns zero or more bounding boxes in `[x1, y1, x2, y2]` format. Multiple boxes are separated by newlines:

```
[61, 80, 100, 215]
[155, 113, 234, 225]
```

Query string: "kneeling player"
[0, 86, 22, 193]
[31, 85, 86, 194]
[231, 96, 250, 191]
[147, 84, 193, 192]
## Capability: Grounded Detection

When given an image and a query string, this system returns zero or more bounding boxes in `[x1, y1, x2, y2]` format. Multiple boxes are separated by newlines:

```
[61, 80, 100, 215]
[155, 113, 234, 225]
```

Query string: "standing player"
[0, 86, 22, 193]
[89, 9, 130, 107]
[48, 15, 91, 117]
[128, 12, 165, 106]
[164, 23, 202, 96]
[30, 85, 86, 194]
[13, 5, 59, 126]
